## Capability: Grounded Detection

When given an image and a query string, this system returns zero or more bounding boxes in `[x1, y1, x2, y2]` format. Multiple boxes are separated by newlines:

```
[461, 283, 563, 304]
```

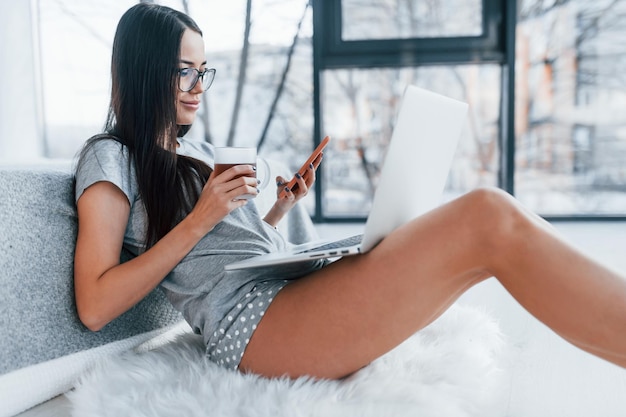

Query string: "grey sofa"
[0, 161, 317, 416]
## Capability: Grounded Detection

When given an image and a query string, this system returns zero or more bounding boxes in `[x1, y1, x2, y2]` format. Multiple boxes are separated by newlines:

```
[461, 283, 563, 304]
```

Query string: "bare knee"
[461, 187, 533, 255]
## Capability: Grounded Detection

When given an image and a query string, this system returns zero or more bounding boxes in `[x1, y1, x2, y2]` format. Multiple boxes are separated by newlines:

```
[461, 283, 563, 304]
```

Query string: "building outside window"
[515, 0, 626, 215]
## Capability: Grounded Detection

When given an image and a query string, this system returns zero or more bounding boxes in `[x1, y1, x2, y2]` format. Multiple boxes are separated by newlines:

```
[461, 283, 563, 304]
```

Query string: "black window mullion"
[499, 0, 517, 195]
[320, 49, 505, 69]
[312, 0, 326, 223]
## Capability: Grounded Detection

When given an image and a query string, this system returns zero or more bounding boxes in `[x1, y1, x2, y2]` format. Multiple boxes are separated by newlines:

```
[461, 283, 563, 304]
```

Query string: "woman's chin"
[177, 115, 196, 125]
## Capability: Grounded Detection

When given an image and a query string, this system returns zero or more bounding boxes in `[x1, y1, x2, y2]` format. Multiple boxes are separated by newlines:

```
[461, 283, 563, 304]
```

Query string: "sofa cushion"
[0, 167, 183, 375]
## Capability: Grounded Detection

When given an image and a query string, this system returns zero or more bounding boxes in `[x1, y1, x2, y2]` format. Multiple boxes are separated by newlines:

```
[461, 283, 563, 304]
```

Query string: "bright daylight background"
[1, 0, 625, 218]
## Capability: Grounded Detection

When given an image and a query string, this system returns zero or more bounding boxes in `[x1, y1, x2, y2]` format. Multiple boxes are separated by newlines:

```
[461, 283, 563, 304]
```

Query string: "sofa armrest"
[0, 166, 185, 377]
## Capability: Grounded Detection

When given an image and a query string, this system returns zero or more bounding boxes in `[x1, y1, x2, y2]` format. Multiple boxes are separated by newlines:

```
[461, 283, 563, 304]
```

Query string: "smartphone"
[279, 136, 330, 198]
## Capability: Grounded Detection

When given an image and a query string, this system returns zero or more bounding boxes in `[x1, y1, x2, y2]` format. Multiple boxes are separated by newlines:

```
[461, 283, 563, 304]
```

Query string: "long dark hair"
[79, 3, 212, 248]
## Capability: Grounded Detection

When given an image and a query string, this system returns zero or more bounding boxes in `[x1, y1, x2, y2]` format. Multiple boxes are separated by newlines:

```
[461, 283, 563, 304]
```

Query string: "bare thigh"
[239, 191, 496, 379]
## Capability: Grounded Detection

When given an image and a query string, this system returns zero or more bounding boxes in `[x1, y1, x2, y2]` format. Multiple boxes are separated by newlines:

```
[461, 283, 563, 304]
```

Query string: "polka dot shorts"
[206, 280, 288, 370]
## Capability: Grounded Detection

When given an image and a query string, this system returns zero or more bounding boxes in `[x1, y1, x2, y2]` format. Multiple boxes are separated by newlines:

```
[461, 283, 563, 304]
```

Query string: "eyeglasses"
[177, 67, 216, 92]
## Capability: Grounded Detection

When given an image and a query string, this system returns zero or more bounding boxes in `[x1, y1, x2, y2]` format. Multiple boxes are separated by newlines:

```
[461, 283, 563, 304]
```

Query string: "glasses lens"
[201, 69, 215, 91]
[178, 68, 215, 92]
[178, 68, 198, 92]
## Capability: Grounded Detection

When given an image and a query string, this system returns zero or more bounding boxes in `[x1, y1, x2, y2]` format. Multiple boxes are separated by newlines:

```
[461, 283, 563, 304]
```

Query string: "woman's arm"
[74, 165, 258, 331]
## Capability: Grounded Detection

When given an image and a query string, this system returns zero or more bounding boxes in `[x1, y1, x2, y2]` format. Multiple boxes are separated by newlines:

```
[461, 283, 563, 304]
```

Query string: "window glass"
[321, 65, 500, 217]
[37, 0, 135, 158]
[515, 0, 626, 214]
[341, 0, 483, 40]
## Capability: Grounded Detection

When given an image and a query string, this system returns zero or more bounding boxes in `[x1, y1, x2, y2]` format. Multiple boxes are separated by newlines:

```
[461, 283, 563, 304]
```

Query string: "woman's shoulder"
[76, 135, 129, 167]
[84, 134, 127, 154]
[74, 134, 137, 203]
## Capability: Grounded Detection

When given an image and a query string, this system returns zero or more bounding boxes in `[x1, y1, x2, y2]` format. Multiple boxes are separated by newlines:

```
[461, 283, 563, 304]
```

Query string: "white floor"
[17, 221, 626, 417]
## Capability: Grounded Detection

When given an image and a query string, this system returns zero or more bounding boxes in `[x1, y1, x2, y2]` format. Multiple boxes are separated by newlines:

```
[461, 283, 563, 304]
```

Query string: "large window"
[313, 0, 508, 220]
[313, 0, 626, 220]
[31, 0, 626, 220]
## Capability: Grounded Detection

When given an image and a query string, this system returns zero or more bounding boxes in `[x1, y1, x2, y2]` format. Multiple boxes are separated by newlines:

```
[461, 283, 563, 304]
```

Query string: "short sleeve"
[74, 139, 137, 205]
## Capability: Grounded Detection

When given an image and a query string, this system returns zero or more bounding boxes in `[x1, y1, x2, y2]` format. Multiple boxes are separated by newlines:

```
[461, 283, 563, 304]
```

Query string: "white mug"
[214, 147, 270, 200]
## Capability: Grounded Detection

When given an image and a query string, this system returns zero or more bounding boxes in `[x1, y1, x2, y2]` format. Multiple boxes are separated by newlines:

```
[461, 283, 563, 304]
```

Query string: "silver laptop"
[224, 85, 468, 271]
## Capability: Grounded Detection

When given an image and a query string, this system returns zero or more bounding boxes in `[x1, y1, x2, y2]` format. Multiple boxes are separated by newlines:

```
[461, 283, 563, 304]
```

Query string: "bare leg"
[240, 187, 626, 379]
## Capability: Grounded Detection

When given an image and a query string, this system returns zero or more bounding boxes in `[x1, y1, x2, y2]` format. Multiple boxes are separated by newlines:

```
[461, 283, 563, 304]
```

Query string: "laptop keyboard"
[298, 234, 364, 254]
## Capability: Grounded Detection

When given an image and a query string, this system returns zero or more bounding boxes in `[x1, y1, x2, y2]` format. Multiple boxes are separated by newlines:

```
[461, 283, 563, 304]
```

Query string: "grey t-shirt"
[74, 137, 324, 345]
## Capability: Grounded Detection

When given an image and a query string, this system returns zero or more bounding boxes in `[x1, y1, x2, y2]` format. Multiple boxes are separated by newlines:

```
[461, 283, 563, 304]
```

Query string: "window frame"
[312, 0, 515, 222]
[311, 0, 626, 222]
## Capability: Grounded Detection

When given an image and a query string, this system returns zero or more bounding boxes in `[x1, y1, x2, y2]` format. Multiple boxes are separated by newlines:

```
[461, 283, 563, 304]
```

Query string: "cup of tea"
[214, 147, 269, 199]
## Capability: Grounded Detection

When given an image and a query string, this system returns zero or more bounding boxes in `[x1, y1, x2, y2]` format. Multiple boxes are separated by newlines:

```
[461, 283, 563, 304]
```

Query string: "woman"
[74, 3, 626, 380]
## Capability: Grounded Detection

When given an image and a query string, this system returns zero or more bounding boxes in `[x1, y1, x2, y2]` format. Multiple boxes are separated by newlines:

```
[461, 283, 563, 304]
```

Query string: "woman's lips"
[181, 100, 200, 110]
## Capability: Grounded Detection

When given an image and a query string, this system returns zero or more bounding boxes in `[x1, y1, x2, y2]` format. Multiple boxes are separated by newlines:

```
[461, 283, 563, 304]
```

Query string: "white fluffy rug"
[68, 304, 507, 417]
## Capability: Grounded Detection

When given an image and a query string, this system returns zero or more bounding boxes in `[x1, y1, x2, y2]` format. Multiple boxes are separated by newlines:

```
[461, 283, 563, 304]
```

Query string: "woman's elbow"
[76, 302, 108, 332]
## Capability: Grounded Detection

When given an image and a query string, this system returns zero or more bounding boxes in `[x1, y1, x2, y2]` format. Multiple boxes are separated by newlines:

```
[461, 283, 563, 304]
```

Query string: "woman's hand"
[263, 152, 323, 227]
[188, 164, 259, 235]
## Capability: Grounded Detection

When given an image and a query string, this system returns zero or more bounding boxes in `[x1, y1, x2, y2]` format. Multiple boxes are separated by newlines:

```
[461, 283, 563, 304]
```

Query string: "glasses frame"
[177, 67, 216, 92]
